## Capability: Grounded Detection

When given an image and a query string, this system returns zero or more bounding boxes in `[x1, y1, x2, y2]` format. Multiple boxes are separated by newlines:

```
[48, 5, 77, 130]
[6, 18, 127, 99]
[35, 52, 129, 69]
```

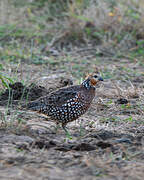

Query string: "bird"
[24, 74, 103, 134]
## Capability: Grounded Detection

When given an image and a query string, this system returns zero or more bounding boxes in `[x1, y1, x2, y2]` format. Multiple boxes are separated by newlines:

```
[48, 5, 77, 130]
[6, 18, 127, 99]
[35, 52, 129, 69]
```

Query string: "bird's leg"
[62, 123, 72, 139]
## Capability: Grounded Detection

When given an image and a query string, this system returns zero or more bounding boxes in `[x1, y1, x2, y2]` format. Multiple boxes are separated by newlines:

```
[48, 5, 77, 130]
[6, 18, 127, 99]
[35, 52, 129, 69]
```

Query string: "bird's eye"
[94, 75, 98, 78]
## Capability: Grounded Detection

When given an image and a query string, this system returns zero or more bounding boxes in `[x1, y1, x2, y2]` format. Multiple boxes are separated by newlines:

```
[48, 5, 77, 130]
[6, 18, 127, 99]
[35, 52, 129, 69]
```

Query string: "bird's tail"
[21, 100, 42, 111]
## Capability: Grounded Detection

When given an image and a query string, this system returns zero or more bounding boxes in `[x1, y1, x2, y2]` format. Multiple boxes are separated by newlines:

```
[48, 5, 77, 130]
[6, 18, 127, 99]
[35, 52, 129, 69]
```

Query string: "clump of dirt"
[0, 77, 73, 106]
[0, 82, 47, 104]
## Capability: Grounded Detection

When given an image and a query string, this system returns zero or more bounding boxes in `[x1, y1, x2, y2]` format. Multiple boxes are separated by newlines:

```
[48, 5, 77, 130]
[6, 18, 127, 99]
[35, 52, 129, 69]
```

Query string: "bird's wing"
[26, 85, 81, 111]
[45, 88, 79, 106]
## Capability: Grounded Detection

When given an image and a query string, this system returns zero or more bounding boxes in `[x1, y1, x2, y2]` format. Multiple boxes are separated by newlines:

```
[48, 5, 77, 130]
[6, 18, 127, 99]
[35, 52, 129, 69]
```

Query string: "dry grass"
[0, 0, 144, 45]
[56, 0, 144, 46]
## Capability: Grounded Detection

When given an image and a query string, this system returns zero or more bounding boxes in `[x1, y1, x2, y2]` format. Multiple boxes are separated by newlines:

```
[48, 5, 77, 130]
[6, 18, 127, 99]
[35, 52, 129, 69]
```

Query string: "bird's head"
[82, 74, 103, 89]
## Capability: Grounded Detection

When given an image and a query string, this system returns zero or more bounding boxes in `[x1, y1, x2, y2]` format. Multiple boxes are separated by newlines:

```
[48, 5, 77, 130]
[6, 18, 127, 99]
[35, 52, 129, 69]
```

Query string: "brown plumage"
[25, 74, 103, 132]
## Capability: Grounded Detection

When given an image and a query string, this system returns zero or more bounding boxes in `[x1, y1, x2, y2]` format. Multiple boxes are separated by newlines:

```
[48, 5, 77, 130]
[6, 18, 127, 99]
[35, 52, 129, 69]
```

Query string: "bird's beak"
[98, 77, 103, 81]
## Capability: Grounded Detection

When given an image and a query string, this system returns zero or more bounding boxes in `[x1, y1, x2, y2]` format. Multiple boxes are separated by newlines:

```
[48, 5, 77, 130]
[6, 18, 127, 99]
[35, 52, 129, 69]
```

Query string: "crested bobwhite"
[25, 74, 103, 133]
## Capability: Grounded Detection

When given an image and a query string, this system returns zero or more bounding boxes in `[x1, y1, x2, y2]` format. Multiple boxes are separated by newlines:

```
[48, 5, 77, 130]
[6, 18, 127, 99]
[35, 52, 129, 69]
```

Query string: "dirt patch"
[0, 126, 143, 180]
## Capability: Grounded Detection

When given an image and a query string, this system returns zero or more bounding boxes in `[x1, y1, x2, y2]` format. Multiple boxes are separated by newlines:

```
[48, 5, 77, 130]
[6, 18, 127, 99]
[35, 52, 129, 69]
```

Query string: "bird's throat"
[82, 79, 91, 89]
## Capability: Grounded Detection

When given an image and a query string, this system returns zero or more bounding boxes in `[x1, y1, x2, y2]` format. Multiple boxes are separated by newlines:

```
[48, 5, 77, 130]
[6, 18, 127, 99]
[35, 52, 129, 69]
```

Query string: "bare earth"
[0, 58, 144, 180]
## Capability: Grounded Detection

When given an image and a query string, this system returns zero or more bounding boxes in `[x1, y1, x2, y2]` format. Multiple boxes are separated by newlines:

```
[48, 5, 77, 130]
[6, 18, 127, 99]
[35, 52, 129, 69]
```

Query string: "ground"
[0, 0, 144, 180]
[0, 59, 144, 180]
